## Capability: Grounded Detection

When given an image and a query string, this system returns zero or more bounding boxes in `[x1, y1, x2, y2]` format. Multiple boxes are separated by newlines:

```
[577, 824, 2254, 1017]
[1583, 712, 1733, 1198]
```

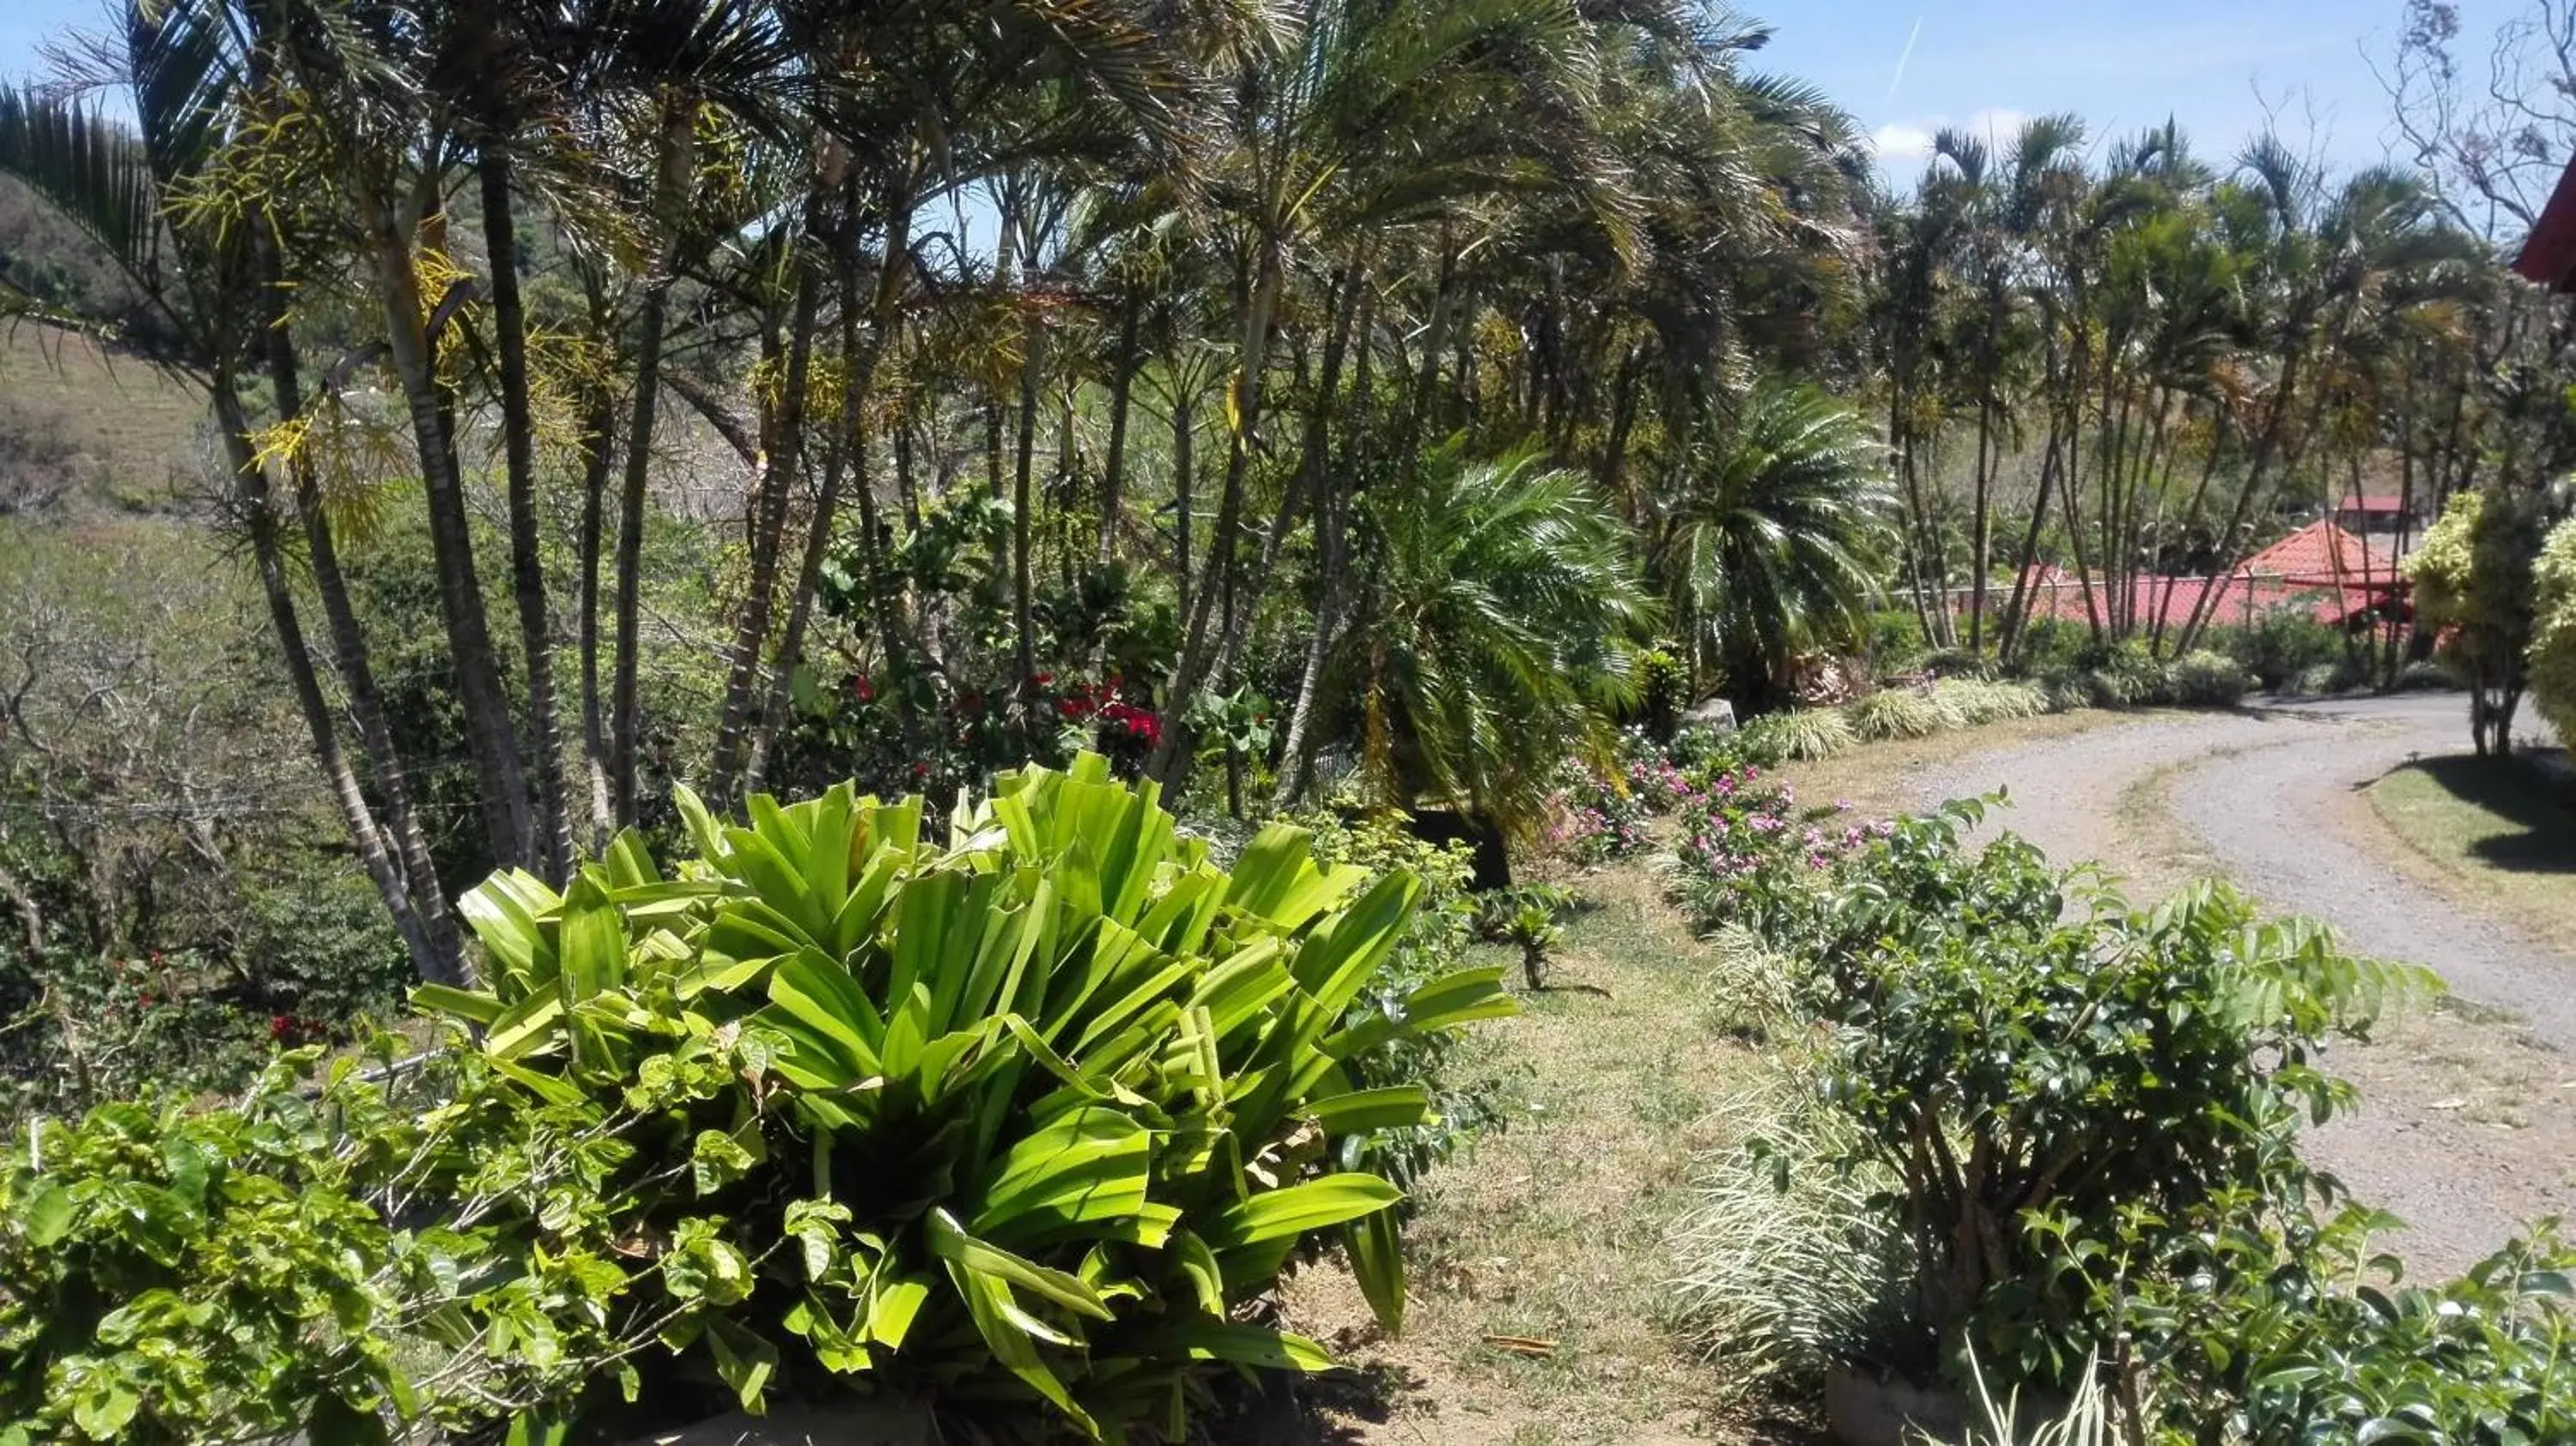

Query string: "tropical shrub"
[2408, 486, 2548, 755]
[2112, 1207, 2576, 1443]
[1672, 1057, 1909, 1396]
[2526, 514, 2576, 748]
[1844, 685, 1958, 742]
[2075, 641, 2177, 707]
[1933, 677, 2050, 726]
[2222, 610, 2343, 690]
[1807, 800, 2433, 1388]
[1295, 811, 1498, 1185]
[2167, 648, 2252, 706]
[412, 756, 1512, 1437]
[1660, 381, 1897, 706]
[1543, 765, 1652, 863]
[0, 1043, 653, 1444]
[1671, 767, 1880, 943]
[1334, 446, 1654, 840]
[1737, 708, 1855, 762]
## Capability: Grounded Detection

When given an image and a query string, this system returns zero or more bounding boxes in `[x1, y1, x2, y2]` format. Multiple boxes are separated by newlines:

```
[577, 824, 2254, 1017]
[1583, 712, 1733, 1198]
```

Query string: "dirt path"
[1901, 696, 2576, 1275]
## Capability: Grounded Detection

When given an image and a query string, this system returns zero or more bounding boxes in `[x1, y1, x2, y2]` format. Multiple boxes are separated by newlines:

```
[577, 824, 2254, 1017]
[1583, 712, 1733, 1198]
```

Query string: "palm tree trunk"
[577, 383, 617, 848]
[1095, 296, 1140, 566]
[1273, 257, 1372, 807]
[1012, 309, 1042, 689]
[611, 104, 695, 826]
[363, 185, 532, 868]
[480, 150, 574, 880]
[710, 246, 823, 806]
[252, 223, 464, 980]
[216, 392, 459, 987]
[1149, 244, 1283, 786]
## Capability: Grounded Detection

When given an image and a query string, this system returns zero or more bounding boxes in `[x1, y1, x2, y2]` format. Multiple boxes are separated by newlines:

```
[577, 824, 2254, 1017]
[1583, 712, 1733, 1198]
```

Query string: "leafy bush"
[1671, 767, 1881, 943]
[1808, 800, 2433, 1388]
[1542, 765, 1653, 863]
[0, 1045, 654, 1444]
[414, 756, 1513, 1437]
[2221, 611, 2344, 690]
[2392, 658, 2456, 692]
[2528, 514, 2576, 746]
[2168, 648, 2252, 706]
[1933, 678, 2050, 726]
[1738, 708, 1856, 762]
[2116, 1209, 2576, 1443]
[2075, 642, 2177, 707]
[1844, 685, 1959, 742]
[1297, 811, 1498, 1184]
[2409, 486, 2548, 755]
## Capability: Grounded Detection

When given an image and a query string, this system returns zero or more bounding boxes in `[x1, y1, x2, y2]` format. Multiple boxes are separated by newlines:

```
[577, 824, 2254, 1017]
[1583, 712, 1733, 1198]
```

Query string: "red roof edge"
[2516, 152, 2576, 290]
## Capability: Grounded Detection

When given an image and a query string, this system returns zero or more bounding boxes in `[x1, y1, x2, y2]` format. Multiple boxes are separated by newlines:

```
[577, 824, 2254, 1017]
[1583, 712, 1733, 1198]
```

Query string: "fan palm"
[1334, 447, 1655, 840]
[1660, 381, 1896, 703]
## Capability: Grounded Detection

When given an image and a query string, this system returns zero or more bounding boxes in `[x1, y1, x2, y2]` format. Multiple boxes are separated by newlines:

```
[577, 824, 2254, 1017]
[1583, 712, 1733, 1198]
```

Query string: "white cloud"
[1872, 122, 1936, 161]
[1870, 108, 2034, 175]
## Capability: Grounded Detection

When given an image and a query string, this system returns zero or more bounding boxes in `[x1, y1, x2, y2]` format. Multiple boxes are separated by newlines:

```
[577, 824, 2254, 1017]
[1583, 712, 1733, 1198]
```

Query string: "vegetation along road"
[1908, 695, 2576, 1274]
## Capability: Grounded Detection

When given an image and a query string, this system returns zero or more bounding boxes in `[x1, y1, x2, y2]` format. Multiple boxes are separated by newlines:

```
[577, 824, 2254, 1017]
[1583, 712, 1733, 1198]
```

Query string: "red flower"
[135, 991, 155, 1008]
[270, 1013, 295, 1041]
[851, 675, 875, 702]
[910, 761, 932, 780]
[1030, 671, 1054, 688]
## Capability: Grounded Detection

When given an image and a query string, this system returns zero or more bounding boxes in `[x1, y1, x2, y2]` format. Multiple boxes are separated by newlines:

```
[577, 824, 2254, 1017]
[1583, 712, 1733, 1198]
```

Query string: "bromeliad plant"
[414, 753, 1512, 1439]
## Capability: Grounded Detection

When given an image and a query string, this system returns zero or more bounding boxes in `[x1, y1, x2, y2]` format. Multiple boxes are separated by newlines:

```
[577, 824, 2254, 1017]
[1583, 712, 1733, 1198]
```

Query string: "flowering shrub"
[1671, 766, 1886, 941]
[1544, 766, 1652, 862]
[1622, 750, 1698, 812]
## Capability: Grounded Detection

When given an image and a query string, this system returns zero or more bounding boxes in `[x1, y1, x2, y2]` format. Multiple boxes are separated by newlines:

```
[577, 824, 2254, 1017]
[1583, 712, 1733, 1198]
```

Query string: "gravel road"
[1905, 694, 2576, 1274]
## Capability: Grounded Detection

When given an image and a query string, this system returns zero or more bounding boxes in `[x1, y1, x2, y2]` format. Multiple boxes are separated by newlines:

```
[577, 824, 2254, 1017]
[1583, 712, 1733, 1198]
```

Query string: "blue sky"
[0, 0, 2529, 179]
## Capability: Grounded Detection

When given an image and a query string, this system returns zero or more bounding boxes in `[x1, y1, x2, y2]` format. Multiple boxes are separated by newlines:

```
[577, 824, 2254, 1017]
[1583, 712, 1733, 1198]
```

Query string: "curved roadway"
[1905, 694, 2576, 1273]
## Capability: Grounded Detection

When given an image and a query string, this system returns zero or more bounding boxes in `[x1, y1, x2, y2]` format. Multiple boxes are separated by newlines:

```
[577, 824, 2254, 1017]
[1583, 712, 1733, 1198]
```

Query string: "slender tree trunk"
[1273, 256, 1372, 807]
[576, 382, 617, 848]
[1012, 310, 1042, 688]
[1149, 244, 1282, 785]
[611, 106, 694, 825]
[710, 245, 823, 805]
[217, 392, 463, 985]
[480, 150, 574, 880]
[1096, 297, 1141, 567]
[363, 186, 531, 868]
[1173, 393, 1195, 626]
[253, 226, 464, 981]
[1968, 392, 1994, 652]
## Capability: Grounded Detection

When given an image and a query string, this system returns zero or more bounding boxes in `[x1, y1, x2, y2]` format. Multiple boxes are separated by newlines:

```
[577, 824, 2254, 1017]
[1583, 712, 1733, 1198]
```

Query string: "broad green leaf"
[1206, 1174, 1402, 1249]
[1143, 1321, 1335, 1372]
[1304, 1085, 1434, 1136]
[925, 1208, 1113, 1321]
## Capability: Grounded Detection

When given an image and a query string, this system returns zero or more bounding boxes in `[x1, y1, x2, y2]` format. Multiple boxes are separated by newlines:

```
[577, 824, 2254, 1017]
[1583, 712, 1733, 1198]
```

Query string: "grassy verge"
[2366, 755, 2576, 957]
[1264, 861, 1800, 1446]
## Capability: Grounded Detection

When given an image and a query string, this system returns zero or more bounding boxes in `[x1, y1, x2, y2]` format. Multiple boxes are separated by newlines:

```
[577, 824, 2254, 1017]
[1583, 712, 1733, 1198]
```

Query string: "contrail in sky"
[1886, 14, 1923, 107]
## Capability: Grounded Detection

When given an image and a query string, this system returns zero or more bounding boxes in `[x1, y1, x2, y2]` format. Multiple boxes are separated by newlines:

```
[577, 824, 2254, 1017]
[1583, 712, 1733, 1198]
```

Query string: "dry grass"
[2366, 756, 2576, 958]
[0, 320, 210, 511]
[1263, 860, 1812, 1446]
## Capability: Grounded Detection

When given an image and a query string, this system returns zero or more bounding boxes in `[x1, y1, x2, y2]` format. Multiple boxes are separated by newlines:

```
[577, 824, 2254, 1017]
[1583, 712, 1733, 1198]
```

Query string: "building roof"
[2241, 519, 2403, 588]
[2516, 153, 2576, 291]
[2333, 494, 2411, 515]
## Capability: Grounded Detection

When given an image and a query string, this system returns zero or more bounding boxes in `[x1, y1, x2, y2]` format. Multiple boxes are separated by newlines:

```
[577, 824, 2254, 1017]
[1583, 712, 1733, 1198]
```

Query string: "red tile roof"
[2241, 519, 2402, 589]
[2333, 495, 2410, 515]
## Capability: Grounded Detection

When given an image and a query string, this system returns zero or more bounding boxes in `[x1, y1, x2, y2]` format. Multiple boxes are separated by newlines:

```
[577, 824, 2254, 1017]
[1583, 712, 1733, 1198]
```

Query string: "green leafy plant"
[0, 1042, 652, 1445]
[1844, 686, 1959, 742]
[1473, 885, 1573, 991]
[2167, 648, 2252, 706]
[1739, 708, 1856, 762]
[1931, 678, 2050, 726]
[415, 755, 1513, 1437]
[1810, 801, 2436, 1388]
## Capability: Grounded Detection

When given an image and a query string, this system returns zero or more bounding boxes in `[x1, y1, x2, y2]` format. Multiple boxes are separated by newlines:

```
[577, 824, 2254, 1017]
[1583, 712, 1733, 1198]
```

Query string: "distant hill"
[0, 317, 211, 513]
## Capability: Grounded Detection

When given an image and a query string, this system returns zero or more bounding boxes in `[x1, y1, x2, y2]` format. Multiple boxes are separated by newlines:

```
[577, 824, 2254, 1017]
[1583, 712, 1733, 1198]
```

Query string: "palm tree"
[1331, 447, 1654, 841]
[1658, 380, 1896, 705]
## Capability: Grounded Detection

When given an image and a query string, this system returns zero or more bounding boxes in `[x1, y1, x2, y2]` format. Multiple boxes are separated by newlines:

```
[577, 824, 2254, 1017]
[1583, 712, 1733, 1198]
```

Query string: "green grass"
[2368, 755, 2576, 955]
